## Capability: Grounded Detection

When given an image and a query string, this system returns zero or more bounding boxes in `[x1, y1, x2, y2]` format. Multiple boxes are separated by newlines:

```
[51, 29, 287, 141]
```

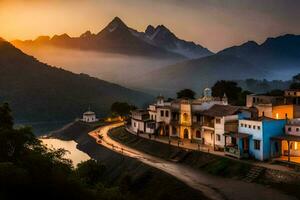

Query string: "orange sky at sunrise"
[1, 0, 300, 52]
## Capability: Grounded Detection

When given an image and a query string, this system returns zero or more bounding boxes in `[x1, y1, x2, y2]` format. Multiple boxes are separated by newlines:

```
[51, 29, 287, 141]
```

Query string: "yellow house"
[272, 105, 300, 119]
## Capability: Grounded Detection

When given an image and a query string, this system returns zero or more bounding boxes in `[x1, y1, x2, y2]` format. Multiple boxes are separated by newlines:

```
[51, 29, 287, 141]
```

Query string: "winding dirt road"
[89, 123, 296, 200]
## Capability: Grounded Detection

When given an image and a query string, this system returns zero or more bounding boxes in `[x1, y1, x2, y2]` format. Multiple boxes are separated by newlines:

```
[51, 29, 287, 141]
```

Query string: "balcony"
[202, 121, 214, 129]
[225, 121, 238, 133]
[224, 146, 249, 159]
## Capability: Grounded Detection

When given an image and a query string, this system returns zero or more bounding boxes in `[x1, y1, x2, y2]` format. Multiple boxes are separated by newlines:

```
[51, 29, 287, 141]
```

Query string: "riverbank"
[109, 126, 300, 199]
[48, 120, 209, 200]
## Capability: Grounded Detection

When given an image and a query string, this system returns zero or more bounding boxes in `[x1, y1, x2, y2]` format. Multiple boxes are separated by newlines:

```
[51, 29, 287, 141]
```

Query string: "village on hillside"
[127, 88, 300, 165]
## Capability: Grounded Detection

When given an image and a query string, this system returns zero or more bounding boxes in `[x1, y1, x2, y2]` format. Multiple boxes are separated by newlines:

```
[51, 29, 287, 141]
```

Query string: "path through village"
[88, 123, 296, 200]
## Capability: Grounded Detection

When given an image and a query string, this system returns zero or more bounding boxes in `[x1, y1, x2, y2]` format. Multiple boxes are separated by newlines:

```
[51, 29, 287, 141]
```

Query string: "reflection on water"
[41, 138, 90, 166]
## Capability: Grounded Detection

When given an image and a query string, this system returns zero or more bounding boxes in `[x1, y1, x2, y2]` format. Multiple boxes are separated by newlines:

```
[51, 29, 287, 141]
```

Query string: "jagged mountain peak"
[145, 25, 155, 36]
[34, 36, 51, 42]
[104, 16, 128, 33]
[242, 41, 259, 47]
[80, 30, 93, 38]
[51, 33, 71, 40]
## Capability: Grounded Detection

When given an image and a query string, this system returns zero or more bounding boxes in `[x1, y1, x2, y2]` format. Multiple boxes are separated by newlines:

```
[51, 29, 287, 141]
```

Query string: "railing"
[202, 121, 214, 128]
[224, 146, 241, 158]
[224, 146, 249, 159]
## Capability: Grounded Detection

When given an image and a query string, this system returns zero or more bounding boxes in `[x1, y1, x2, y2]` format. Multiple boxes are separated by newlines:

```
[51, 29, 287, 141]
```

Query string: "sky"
[1, 0, 300, 52]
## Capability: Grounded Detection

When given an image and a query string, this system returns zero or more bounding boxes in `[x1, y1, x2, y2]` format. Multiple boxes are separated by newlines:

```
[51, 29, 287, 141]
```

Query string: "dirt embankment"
[50, 120, 209, 200]
[109, 126, 300, 199]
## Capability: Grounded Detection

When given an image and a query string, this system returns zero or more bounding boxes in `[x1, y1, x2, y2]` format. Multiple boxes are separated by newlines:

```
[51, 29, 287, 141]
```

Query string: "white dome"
[83, 111, 95, 116]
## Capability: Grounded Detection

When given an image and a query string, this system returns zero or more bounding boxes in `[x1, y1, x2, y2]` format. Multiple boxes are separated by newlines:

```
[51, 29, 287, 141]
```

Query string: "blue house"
[224, 117, 286, 161]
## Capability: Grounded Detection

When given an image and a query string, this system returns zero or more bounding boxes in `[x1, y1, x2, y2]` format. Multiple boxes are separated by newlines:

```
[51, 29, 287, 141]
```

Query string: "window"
[134, 122, 136, 127]
[166, 110, 169, 117]
[248, 125, 251, 128]
[172, 127, 177, 135]
[241, 123, 244, 127]
[257, 126, 261, 130]
[196, 130, 201, 138]
[254, 140, 261, 150]
[216, 134, 221, 141]
[216, 118, 221, 124]
[296, 128, 299, 132]
[160, 110, 164, 117]
[253, 125, 256, 129]
[183, 113, 188, 121]
[288, 127, 292, 132]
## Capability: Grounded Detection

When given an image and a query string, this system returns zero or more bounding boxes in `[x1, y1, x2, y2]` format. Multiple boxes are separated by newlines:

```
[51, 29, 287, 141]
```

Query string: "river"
[41, 138, 90, 166]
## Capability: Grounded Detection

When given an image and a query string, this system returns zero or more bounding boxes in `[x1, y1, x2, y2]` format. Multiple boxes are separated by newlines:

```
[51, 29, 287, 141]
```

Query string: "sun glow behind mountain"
[2, 0, 300, 51]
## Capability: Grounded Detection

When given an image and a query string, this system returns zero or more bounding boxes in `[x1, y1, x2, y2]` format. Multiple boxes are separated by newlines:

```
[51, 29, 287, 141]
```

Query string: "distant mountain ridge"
[218, 34, 300, 70]
[0, 38, 152, 122]
[130, 34, 300, 96]
[12, 17, 213, 59]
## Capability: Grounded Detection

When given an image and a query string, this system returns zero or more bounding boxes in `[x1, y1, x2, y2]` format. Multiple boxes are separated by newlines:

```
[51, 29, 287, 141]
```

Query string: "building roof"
[131, 109, 149, 115]
[271, 135, 300, 142]
[224, 132, 250, 139]
[83, 111, 95, 115]
[201, 104, 242, 117]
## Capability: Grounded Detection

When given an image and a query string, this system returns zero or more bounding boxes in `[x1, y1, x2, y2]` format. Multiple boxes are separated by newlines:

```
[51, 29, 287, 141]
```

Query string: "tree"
[176, 89, 196, 99]
[290, 73, 300, 89]
[110, 102, 136, 117]
[76, 159, 106, 186]
[266, 89, 284, 96]
[0, 103, 13, 130]
[212, 81, 242, 105]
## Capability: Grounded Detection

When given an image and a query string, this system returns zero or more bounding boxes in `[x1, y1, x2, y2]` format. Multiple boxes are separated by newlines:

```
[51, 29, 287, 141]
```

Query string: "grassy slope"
[109, 127, 300, 198]
[109, 127, 250, 178]
[50, 121, 208, 200]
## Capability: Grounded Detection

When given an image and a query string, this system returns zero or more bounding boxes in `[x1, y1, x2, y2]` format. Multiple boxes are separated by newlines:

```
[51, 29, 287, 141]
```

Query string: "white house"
[82, 110, 97, 123]
[130, 109, 155, 134]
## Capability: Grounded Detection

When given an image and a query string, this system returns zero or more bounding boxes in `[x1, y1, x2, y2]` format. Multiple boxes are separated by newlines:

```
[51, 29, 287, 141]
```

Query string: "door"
[184, 128, 189, 139]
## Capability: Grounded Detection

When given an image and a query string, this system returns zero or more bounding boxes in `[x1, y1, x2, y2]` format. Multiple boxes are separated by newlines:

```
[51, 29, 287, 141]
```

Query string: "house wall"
[83, 115, 96, 122]
[131, 119, 145, 133]
[255, 104, 273, 118]
[286, 125, 300, 136]
[239, 119, 263, 160]
[214, 115, 239, 148]
[262, 120, 286, 160]
[272, 105, 293, 119]
[156, 108, 171, 124]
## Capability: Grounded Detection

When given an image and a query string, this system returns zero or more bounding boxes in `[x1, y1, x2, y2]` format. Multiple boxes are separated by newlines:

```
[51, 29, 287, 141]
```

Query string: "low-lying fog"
[19, 46, 178, 88]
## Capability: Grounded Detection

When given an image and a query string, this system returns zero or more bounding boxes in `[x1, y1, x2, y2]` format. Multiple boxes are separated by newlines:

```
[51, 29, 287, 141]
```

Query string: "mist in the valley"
[19, 46, 178, 88]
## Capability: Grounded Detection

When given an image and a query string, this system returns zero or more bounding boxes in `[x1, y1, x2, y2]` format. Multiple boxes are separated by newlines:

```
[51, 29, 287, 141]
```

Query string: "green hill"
[0, 39, 152, 123]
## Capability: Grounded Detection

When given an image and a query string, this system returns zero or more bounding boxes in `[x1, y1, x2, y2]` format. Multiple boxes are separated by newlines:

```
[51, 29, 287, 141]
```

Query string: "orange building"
[272, 105, 298, 119]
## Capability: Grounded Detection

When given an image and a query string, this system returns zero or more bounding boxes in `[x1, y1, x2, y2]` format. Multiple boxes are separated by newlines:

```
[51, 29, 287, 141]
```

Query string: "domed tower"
[222, 93, 228, 105]
[203, 88, 212, 100]
[157, 94, 164, 106]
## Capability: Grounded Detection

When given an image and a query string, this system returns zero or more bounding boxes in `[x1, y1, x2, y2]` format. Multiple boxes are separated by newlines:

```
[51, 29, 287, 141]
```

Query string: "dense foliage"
[0, 103, 125, 200]
[176, 89, 196, 99]
[111, 102, 136, 117]
[212, 80, 251, 105]
[290, 73, 300, 89]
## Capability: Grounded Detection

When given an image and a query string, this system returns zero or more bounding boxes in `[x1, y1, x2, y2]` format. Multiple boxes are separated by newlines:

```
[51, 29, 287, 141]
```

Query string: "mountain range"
[130, 34, 300, 96]
[12, 17, 213, 59]
[0, 38, 152, 123]
[7, 17, 300, 98]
